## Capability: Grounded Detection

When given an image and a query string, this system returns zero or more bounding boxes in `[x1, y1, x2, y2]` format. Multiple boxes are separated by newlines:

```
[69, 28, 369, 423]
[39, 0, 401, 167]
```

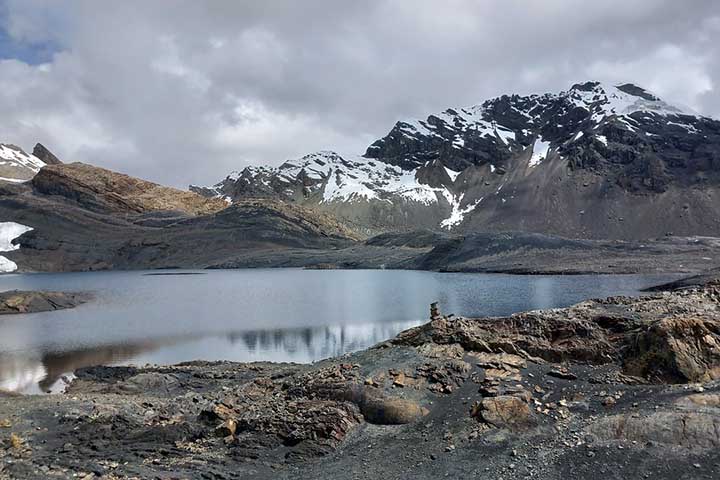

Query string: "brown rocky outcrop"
[0, 290, 90, 314]
[623, 316, 720, 382]
[395, 285, 720, 383]
[32, 163, 227, 215]
[478, 396, 533, 429]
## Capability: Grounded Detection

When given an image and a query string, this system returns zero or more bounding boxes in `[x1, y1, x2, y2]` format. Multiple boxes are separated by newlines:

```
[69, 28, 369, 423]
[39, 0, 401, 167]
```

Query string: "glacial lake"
[0, 269, 680, 394]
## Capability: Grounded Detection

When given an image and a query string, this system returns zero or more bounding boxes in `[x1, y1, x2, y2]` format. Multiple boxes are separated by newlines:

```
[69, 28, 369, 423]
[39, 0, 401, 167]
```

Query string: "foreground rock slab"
[1, 283, 720, 479]
[0, 290, 90, 314]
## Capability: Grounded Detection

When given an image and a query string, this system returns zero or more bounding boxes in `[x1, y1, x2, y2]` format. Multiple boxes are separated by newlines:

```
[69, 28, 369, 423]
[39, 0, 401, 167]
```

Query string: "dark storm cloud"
[0, 0, 718, 186]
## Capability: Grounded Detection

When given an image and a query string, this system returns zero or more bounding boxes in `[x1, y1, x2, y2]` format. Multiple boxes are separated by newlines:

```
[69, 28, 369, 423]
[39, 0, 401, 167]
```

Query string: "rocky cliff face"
[31, 143, 63, 166]
[194, 81, 720, 239]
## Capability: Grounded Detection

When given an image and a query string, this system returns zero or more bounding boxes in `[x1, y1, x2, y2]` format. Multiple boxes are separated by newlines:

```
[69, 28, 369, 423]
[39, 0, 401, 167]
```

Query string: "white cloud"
[0, 1, 718, 187]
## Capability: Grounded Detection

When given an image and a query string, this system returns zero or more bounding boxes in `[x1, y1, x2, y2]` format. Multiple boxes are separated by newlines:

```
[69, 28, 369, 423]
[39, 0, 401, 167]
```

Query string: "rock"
[547, 369, 578, 380]
[354, 389, 429, 425]
[0, 290, 90, 315]
[215, 419, 237, 437]
[588, 410, 720, 448]
[602, 396, 616, 407]
[676, 394, 720, 408]
[430, 302, 441, 319]
[623, 316, 720, 383]
[32, 163, 228, 216]
[395, 285, 720, 384]
[32, 143, 63, 165]
[479, 396, 533, 429]
[392, 371, 406, 388]
[484, 368, 521, 381]
[474, 352, 527, 369]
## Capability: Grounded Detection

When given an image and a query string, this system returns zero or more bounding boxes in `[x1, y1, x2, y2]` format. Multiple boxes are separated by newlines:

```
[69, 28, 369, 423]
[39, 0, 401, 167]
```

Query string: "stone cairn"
[430, 302, 441, 320]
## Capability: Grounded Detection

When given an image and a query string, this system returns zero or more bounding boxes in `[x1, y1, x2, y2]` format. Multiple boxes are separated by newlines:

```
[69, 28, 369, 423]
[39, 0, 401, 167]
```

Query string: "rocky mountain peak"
[193, 81, 720, 239]
[32, 143, 63, 165]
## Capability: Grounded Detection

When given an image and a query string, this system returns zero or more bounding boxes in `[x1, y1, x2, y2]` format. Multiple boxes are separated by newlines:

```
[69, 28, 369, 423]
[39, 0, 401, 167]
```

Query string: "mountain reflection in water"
[0, 320, 419, 394]
[0, 269, 682, 395]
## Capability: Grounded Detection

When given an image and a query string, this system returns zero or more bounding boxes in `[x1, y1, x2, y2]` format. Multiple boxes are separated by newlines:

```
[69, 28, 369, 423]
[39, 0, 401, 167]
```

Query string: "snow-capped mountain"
[0, 144, 46, 183]
[192, 81, 720, 239]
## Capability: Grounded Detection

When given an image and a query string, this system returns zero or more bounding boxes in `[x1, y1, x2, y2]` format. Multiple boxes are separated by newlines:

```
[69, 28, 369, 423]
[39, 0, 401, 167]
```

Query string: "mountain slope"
[0, 144, 46, 183]
[194, 81, 720, 239]
[34, 163, 228, 216]
[0, 164, 359, 272]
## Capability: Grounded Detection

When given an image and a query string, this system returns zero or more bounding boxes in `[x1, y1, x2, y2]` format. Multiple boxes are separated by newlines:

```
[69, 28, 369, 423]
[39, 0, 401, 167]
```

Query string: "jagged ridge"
[194, 81, 720, 239]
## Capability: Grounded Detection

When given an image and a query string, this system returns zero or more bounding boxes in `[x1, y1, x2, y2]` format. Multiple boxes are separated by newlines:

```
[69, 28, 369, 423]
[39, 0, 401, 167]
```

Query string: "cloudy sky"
[0, 0, 718, 187]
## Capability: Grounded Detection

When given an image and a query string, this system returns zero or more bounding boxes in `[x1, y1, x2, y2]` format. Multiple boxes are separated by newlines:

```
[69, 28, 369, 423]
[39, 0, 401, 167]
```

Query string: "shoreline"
[1, 277, 719, 478]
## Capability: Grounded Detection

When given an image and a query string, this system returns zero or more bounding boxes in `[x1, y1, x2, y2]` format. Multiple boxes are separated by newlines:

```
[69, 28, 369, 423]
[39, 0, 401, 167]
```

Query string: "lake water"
[0, 269, 679, 394]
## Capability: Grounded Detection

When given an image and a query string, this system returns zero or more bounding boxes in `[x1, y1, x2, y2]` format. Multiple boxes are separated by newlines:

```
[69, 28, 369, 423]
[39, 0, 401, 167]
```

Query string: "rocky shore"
[1, 282, 720, 479]
[0, 290, 90, 315]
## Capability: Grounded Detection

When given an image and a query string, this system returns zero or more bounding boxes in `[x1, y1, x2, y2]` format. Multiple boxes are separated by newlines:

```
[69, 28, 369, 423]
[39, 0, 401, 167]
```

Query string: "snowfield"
[0, 222, 33, 273]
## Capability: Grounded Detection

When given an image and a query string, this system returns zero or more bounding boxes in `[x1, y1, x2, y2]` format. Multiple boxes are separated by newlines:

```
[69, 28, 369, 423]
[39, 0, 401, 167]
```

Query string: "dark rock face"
[365, 81, 720, 195]
[32, 143, 62, 165]
[195, 81, 720, 239]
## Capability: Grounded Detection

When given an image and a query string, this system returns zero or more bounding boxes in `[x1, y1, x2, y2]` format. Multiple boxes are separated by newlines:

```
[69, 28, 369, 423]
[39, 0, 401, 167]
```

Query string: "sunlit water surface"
[0, 269, 679, 393]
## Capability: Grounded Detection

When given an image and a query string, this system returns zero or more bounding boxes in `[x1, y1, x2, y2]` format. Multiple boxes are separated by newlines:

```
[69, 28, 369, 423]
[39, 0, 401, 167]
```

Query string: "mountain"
[0, 162, 360, 272]
[33, 162, 228, 216]
[0, 144, 46, 183]
[193, 81, 720, 239]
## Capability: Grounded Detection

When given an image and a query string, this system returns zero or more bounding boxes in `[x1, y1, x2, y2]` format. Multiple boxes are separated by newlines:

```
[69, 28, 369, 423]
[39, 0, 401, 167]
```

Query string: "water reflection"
[0, 269, 681, 395]
[0, 320, 420, 394]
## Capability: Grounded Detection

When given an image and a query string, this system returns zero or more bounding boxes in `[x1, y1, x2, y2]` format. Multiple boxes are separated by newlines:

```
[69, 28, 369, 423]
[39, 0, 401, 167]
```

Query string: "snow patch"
[0, 222, 33, 273]
[596, 135, 608, 146]
[440, 195, 483, 229]
[444, 167, 460, 182]
[0, 145, 45, 172]
[529, 138, 551, 167]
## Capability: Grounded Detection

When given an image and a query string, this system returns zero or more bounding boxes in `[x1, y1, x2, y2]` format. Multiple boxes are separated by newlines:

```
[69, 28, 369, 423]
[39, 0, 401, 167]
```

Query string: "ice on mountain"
[667, 121, 700, 134]
[529, 137, 551, 167]
[495, 127, 515, 144]
[596, 135, 608, 146]
[440, 195, 483, 229]
[0, 221, 33, 273]
[0, 145, 45, 172]
[444, 167, 460, 182]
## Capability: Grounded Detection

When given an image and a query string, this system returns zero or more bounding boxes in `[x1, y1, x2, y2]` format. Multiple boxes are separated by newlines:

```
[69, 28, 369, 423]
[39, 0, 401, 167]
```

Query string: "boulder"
[479, 395, 532, 429]
[623, 316, 720, 383]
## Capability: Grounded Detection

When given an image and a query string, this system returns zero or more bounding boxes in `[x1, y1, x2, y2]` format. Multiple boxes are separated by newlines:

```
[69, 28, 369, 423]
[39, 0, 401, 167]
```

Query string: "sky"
[0, 0, 718, 187]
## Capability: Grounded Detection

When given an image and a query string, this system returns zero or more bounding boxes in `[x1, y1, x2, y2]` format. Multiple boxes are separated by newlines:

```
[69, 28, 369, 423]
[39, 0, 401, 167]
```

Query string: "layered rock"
[395, 283, 720, 383]
[33, 163, 227, 216]
[0, 290, 90, 314]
